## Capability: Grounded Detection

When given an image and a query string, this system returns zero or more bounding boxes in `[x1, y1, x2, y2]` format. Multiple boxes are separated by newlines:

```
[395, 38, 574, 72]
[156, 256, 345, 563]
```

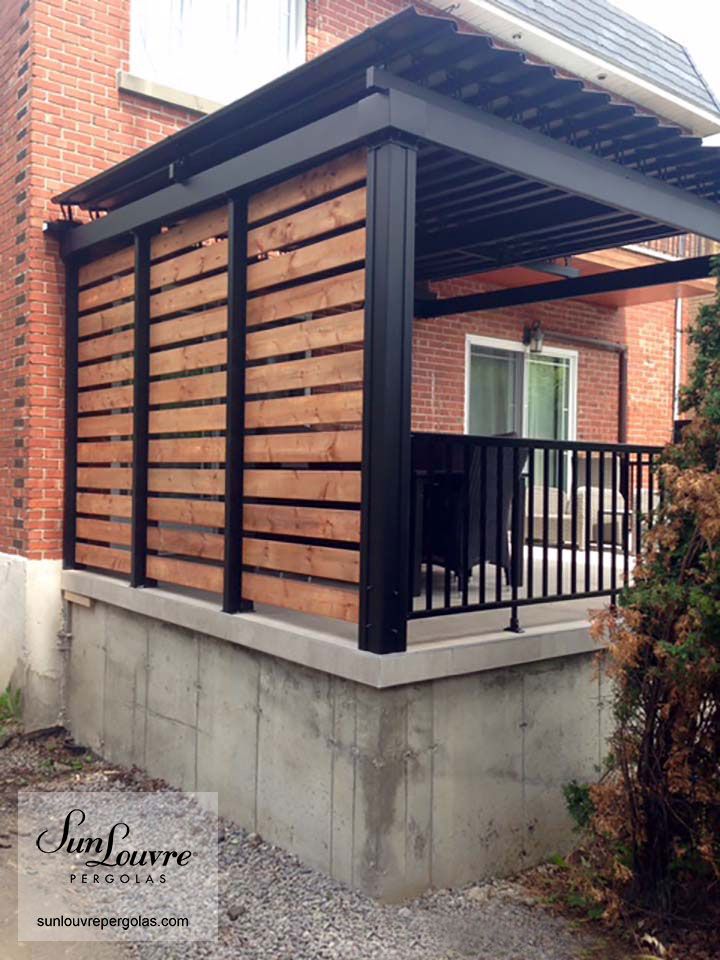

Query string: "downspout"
[532, 330, 629, 443]
[673, 298, 683, 422]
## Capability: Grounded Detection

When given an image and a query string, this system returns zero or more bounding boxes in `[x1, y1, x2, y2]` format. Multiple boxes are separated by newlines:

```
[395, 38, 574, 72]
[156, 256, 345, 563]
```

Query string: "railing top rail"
[411, 431, 664, 456]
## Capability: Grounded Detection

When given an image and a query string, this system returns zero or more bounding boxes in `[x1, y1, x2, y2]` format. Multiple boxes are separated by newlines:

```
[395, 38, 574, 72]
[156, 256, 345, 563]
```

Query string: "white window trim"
[463, 333, 578, 439]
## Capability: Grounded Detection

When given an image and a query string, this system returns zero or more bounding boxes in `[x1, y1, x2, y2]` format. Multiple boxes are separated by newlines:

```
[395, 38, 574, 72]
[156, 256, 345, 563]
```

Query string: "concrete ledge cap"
[62, 570, 600, 688]
[117, 71, 222, 115]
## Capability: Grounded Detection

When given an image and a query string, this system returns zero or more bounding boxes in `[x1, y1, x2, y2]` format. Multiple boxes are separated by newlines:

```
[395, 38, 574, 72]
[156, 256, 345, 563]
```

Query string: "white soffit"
[428, 0, 720, 137]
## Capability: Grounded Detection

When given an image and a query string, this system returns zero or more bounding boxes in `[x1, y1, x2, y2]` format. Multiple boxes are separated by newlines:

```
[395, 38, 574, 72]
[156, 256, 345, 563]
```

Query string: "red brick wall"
[1, 0, 34, 559]
[0, 0, 201, 559]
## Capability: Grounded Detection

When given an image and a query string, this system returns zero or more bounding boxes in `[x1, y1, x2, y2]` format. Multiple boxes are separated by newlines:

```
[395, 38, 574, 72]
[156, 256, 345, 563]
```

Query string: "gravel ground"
[0, 728, 602, 960]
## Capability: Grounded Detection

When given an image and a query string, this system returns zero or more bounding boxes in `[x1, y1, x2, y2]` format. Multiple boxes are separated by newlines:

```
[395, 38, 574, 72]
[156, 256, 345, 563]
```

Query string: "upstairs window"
[130, 0, 306, 105]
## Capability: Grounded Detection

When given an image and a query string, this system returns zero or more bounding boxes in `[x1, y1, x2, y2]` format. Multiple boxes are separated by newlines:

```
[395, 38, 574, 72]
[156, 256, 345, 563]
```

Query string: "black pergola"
[55, 8, 720, 654]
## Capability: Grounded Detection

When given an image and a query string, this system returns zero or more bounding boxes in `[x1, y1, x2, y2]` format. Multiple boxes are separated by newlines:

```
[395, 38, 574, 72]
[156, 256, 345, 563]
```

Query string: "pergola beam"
[415, 255, 715, 319]
[60, 93, 393, 260]
[368, 68, 720, 244]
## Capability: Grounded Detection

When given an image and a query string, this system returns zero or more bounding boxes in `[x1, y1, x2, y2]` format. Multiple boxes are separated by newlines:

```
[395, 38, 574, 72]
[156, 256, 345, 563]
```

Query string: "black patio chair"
[421, 438, 528, 594]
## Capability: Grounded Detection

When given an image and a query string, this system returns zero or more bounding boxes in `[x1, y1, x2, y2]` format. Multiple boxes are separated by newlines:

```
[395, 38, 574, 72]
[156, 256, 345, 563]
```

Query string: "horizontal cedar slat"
[78, 437, 226, 464]
[146, 555, 222, 593]
[79, 249, 134, 288]
[244, 430, 361, 463]
[76, 542, 131, 574]
[242, 572, 358, 623]
[78, 328, 134, 364]
[246, 310, 363, 361]
[248, 149, 366, 224]
[150, 371, 226, 405]
[76, 517, 131, 545]
[78, 413, 134, 438]
[148, 526, 224, 561]
[152, 306, 227, 348]
[150, 271, 227, 320]
[247, 349, 362, 395]
[151, 338, 226, 377]
[149, 404, 226, 434]
[79, 301, 133, 338]
[247, 269, 364, 327]
[148, 497, 224, 527]
[78, 356, 133, 389]
[246, 390, 362, 428]
[78, 440, 133, 463]
[247, 228, 365, 294]
[243, 538, 359, 582]
[79, 273, 134, 313]
[149, 437, 226, 462]
[78, 467, 132, 489]
[78, 383, 132, 414]
[148, 468, 224, 496]
[244, 469, 360, 502]
[243, 504, 360, 542]
[152, 206, 228, 261]
[248, 188, 366, 258]
[77, 493, 132, 518]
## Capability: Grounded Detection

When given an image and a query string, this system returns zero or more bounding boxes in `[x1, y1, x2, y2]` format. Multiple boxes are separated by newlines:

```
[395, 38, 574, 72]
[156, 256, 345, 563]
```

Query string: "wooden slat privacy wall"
[74, 150, 367, 623]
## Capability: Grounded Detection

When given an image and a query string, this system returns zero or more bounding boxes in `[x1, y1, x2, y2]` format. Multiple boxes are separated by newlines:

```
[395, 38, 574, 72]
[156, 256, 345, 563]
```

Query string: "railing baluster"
[443, 437, 452, 609]
[461, 441, 470, 607]
[623, 451, 631, 587]
[556, 444, 564, 596]
[424, 438, 434, 611]
[508, 445, 522, 632]
[495, 442, 504, 602]
[479, 443, 487, 607]
[635, 450, 643, 556]
[570, 449, 578, 595]
[598, 452, 605, 592]
[542, 447, 550, 598]
[584, 451, 592, 592]
[648, 452, 656, 530]
[527, 449, 535, 600]
[610, 450, 618, 605]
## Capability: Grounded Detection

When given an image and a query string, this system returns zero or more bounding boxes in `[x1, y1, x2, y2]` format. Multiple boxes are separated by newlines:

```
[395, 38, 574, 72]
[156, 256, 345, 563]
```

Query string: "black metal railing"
[409, 432, 663, 630]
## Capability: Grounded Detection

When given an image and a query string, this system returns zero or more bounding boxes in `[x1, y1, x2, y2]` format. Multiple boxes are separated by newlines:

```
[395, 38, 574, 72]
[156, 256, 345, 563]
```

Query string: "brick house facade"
[0, 0, 714, 566]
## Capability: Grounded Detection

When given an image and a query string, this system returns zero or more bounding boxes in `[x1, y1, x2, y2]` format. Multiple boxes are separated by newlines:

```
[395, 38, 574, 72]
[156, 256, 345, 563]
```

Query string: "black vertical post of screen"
[359, 138, 417, 654]
[62, 261, 79, 568]
[130, 229, 151, 588]
[223, 193, 253, 613]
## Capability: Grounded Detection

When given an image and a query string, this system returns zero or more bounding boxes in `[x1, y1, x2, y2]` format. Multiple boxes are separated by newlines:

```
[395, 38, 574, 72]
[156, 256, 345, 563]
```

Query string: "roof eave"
[429, 0, 720, 137]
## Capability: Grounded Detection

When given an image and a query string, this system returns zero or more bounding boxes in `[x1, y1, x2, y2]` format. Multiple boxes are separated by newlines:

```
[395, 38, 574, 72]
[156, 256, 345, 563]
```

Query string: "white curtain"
[130, 0, 306, 104]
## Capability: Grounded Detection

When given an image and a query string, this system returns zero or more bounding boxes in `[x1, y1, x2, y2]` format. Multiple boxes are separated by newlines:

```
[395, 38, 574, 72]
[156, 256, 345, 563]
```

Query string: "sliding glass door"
[466, 337, 576, 442]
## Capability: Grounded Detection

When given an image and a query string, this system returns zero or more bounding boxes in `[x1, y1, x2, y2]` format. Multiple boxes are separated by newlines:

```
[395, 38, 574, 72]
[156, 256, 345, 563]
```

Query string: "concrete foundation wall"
[0, 554, 64, 729]
[67, 597, 608, 900]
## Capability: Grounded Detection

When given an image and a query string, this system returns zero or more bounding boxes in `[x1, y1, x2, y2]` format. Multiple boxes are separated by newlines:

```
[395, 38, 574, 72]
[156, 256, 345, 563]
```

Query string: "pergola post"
[130, 228, 152, 588]
[359, 137, 417, 654]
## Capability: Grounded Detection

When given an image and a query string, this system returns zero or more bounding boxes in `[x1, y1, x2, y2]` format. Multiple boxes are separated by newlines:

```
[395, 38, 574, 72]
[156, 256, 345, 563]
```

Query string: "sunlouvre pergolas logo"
[17, 791, 218, 942]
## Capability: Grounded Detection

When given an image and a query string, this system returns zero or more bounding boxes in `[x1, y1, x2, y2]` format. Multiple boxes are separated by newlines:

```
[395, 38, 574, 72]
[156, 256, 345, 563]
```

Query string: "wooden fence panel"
[72, 149, 367, 620]
[240, 150, 366, 621]
[75, 238, 135, 576]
